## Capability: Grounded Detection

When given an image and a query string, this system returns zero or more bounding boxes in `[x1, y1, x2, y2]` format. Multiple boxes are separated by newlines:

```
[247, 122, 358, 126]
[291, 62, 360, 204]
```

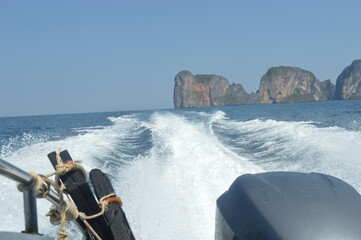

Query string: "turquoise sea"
[1, 100, 361, 239]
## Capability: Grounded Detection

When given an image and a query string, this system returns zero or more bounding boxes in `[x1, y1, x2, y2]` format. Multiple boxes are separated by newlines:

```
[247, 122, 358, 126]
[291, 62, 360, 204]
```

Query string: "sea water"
[1, 100, 361, 239]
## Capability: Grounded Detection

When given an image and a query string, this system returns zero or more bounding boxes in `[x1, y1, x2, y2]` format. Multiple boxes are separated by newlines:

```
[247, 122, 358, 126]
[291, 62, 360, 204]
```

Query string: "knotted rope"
[17, 149, 123, 240]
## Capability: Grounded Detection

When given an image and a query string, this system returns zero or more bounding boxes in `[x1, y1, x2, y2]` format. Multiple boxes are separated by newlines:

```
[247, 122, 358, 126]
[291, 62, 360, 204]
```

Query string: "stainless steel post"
[23, 189, 39, 233]
[0, 158, 85, 236]
[0, 158, 40, 233]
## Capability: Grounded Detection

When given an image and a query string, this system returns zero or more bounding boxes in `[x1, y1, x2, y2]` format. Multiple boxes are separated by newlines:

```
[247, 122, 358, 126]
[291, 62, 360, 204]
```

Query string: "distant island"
[173, 59, 361, 108]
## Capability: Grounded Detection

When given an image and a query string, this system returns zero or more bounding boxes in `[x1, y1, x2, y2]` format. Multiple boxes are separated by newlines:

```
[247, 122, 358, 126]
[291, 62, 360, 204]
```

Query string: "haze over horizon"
[1, 1, 361, 117]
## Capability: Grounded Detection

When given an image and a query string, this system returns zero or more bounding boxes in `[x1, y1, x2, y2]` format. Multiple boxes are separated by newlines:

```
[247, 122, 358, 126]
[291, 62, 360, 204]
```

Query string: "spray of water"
[212, 116, 361, 190]
[1, 110, 361, 239]
[115, 112, 261, 240]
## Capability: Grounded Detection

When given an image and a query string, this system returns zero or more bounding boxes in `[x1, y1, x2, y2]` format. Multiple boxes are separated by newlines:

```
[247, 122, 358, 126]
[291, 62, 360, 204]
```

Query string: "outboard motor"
[216, 172, 361, 240]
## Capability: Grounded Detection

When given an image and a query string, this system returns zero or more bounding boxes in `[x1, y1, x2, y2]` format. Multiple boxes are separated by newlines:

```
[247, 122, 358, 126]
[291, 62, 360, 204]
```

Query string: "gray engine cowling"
[216, 172, 361, 240]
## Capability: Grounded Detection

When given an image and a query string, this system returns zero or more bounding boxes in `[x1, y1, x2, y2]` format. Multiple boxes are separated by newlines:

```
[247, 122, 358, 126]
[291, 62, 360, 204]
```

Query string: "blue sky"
[1, 0, 360, 117]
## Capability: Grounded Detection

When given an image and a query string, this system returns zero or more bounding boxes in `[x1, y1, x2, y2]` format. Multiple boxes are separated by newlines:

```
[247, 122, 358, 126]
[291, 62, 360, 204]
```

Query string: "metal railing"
[0, 158, 62, 234]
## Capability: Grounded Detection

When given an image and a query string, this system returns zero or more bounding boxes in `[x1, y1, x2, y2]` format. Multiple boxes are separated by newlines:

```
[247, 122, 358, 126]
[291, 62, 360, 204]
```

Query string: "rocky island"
[335, 60, 361, 100]
[173, 60, 361, 108]
[259, 67, 335, 104]
[173, 71, 256, 108]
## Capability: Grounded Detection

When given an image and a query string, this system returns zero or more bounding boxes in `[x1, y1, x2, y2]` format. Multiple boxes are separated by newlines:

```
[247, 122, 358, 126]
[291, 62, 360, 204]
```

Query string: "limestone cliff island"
[173, 70, 257, 108]
[173, 60, 361, 108]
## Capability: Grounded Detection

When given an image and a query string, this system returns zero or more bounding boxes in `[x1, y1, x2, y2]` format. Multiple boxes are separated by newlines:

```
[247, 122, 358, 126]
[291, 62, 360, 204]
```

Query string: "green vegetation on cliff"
[350, 94, 361, 100]
[223, 95, 245, 105]
[282, 94, 315, 102]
